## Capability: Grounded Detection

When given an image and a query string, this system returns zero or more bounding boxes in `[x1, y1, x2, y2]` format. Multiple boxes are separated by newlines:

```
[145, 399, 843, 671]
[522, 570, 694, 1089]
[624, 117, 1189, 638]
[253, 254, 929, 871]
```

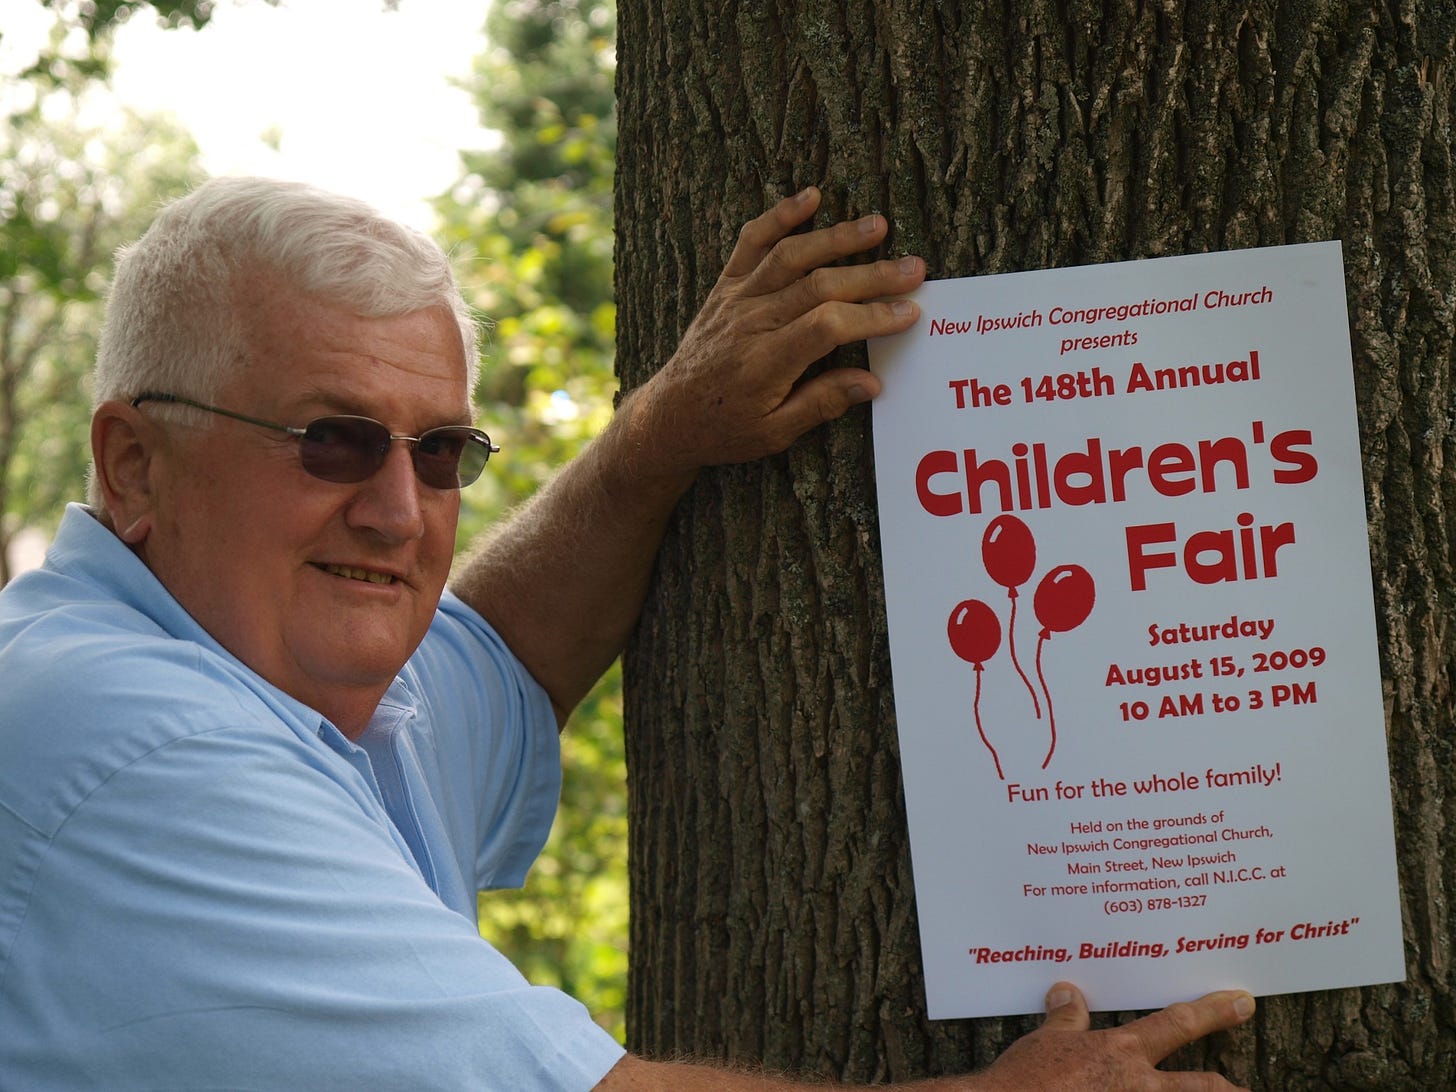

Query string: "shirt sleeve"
[2, 718, 625, 1091]
[401, 590, 566, 891]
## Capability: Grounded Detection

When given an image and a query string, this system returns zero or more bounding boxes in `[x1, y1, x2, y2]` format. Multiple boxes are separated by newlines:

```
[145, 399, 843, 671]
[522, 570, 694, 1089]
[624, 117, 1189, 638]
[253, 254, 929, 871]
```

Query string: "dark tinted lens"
[412, 426, 492, 489]
[298, 416, 392, 483]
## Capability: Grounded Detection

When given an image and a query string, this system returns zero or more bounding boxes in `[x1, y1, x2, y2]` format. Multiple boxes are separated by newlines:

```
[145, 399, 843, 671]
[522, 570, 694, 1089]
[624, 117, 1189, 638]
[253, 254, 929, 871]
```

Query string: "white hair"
[92, 175, 479, 409]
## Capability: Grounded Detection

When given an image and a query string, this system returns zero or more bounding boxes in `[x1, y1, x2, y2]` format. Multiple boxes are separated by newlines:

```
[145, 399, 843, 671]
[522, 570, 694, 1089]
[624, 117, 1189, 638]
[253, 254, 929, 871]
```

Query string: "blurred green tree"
[433, 0, 627, 1042]
[0, 21, 203, 583]
[26, 0, 258, 39]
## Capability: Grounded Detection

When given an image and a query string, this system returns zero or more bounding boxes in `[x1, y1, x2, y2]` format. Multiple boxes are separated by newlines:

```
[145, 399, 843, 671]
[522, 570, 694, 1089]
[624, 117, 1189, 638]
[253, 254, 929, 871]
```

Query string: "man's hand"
[620, 185, 926, 482]
[453, 188, 922, 721]
[971, 982, 1256, 1091]
[596, 984, 1254, 1090]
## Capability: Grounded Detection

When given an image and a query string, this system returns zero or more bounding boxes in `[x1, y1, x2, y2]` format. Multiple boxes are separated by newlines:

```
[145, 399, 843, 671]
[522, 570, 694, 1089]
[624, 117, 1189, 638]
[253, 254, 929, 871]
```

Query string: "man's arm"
[593, 983, 1257, 1090]
[449, 187, 926, 723]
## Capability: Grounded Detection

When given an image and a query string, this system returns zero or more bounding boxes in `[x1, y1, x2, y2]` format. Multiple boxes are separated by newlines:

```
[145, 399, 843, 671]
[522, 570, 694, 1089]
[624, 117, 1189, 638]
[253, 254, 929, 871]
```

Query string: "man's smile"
[317, 562, 397, 585]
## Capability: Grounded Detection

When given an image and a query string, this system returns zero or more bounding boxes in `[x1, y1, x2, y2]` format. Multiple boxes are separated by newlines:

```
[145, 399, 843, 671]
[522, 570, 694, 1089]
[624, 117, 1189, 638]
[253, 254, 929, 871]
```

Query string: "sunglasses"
[131, 392, 499, 489]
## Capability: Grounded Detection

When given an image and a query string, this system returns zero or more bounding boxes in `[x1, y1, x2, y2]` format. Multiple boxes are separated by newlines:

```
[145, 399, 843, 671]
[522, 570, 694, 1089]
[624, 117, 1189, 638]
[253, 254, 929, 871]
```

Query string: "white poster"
[868, 243, 1403, 1019]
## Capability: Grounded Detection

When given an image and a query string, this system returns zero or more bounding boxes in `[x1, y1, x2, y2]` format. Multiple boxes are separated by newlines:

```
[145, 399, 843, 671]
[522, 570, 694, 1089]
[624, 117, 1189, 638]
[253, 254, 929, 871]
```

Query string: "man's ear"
[91, 400, 160, 545]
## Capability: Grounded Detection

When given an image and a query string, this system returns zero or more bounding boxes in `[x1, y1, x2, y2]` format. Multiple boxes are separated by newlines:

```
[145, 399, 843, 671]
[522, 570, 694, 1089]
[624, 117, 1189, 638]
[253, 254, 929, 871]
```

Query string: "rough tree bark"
[615, 3, 1456, 1087]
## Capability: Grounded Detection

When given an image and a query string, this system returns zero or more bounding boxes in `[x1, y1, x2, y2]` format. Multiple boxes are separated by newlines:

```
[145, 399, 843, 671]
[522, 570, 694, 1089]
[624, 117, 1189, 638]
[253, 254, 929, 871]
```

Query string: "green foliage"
[439, 0, 618, 517]
[27, 0, 255, 40]
[437, 0, 628, 1042]
[0, 21, 203, 581]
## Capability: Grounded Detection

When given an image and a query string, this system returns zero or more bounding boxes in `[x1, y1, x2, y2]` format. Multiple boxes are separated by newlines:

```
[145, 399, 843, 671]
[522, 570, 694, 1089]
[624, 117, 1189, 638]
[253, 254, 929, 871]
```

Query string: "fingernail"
[1046, 987, 1072, 1010]
[891, 301, 915, 317]
[858, 214, 882, 233]
[899, 256, 920, 275]
[795, 186, 816, 203]
[847, 384, 872, 405]
[1234, 994, 1256, 1019]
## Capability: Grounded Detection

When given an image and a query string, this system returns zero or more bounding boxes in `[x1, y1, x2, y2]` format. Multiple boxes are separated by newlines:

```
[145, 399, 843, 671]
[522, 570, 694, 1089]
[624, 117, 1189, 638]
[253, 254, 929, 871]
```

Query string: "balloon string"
[974, 665, 1004, 781]
[1037, 635, 1057, 769]
[1008, 590, 1041, 718]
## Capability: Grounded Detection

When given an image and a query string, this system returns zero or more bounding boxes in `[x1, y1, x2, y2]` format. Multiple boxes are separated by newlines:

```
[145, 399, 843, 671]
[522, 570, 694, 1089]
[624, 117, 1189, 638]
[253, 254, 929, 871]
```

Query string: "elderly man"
[0, 177, 1252, 1089]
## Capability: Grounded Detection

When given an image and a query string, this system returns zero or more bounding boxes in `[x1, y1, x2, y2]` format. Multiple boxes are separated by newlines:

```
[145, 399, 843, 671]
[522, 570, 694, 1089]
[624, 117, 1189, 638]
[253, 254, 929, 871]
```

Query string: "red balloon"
[1034, 564, 1096, 634]
[982, 515, 1036, 590]
[948, 598, 1002, 664]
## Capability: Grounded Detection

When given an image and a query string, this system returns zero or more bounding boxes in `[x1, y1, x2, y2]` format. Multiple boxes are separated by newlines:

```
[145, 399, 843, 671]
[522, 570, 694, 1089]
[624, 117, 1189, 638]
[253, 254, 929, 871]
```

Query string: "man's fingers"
[780, 255, 926, 317]
[758, 297, 919, 383]
[722, 188, 823, 279]
[764, 368, 881, 448]
[1040, 981, 1091, 1031]
[747, 212, 893, 295]
[1129, 990, 1256, 1062]
[741, 258, 923, 377]
[725, 192, 903, 296]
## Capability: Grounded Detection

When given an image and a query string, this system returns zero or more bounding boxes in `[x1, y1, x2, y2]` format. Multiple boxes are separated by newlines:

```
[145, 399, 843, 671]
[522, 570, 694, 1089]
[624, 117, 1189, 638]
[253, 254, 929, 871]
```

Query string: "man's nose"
[345, 442, 426, 543]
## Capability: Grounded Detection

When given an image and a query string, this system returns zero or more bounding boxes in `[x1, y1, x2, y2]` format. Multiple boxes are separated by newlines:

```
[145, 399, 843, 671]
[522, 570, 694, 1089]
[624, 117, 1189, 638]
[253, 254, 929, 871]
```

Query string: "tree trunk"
[615, 3, 1456, 1087]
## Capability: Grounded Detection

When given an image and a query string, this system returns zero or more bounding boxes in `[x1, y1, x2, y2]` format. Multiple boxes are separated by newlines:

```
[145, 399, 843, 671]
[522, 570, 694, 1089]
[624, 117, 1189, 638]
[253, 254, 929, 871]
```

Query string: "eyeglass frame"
[129, 391, 500, 489]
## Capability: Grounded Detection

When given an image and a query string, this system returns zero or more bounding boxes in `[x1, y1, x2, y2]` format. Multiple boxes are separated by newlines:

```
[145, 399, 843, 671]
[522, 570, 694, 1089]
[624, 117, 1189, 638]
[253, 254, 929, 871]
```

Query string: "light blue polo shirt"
[0, 505, 625, 1089]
